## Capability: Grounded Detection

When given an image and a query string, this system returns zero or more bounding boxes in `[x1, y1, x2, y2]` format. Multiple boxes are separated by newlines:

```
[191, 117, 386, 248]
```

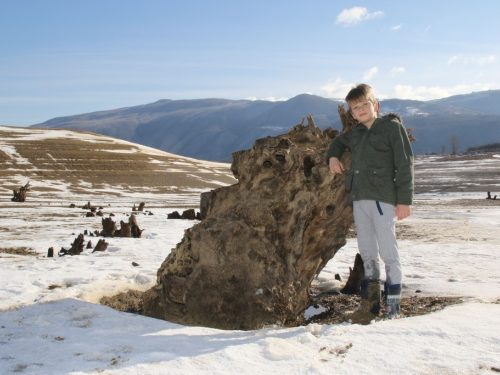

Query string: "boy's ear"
[374, 101, 380, 112]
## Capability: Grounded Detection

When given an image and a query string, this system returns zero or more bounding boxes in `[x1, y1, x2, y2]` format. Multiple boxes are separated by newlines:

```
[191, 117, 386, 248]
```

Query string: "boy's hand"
[395, 204, 411, 220]
[329, 157, 345, 175]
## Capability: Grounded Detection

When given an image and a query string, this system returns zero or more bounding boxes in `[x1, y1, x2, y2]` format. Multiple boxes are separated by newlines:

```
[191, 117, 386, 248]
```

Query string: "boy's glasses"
[350, 101, 373, 113]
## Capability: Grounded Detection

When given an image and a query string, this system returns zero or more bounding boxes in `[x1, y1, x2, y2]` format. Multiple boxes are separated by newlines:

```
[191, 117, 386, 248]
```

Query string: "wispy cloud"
[447, 55, 496, 66]
[245, 96, 287, 102]
[392, 83, 498, 101]
[363, 67, 378, 81]
[320, 78, 355, 99]
[391, 24, 403, 31]
[391, 66, 405, 76]
[335, 7, 384, 26]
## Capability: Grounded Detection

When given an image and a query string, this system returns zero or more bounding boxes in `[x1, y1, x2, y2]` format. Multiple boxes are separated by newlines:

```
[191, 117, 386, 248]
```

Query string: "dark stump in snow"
[92, 239, 109, 252]
[11, 182, 30, 202]
[181, 209, 196, 220]
[142, 109, 357, 330]
[340, 253, 365, 295]
[100, 215, 143, 238]
[167, 211, 181, 219]
[59, 234, 85, 256]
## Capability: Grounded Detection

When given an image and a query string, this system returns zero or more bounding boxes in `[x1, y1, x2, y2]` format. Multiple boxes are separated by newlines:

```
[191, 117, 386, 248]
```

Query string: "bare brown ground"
[0, 247, 37, 256]
[0, 126, 236, 196]
[100, 287, 464, 326]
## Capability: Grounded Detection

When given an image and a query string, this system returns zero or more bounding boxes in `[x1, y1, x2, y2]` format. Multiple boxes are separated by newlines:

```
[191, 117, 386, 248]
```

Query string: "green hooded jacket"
[326, 114, 414, 206]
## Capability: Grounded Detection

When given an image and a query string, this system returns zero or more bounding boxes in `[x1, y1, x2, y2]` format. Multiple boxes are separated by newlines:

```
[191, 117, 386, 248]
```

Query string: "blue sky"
[1, 0, 499, 126]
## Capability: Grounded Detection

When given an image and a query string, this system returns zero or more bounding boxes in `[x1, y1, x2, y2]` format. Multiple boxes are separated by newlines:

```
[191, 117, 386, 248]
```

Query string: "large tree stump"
[143, 109, 357, 330]
[11, 182, 30, 202]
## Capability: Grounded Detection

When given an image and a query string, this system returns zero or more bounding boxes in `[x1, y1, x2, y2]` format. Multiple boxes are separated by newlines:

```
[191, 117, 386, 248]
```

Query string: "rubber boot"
[347, 279, 380, 325]
[384, 283, 402, 319]
[359, 279, 381, 315]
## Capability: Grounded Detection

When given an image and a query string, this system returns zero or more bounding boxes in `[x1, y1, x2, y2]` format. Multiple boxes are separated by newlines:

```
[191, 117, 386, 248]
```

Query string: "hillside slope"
[0, 125, 236, 200]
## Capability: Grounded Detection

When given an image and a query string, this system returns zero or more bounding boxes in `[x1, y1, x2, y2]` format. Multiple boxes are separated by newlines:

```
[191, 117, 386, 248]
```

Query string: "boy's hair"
[345, 83, 377, 105]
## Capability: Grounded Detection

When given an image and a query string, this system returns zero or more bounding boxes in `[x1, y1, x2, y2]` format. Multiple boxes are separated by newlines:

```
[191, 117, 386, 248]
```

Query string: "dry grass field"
[0, 125, 237, 199]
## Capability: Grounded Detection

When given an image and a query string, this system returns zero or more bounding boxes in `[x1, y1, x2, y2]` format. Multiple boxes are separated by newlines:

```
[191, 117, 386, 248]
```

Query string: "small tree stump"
[68, 234, 85, 256]
[129, 214, 144, 238]
[168, 211, 181, 219]
[340, 253, 365, 295]
[118, 220, 132, 237]
[93, 239, 109, 252]
[101, 217, 117, 237]
[181, 209, 196, 220]
[11, 182, 31, 202]
[138, 202, 145, 212]
[86, 240, 93, 249]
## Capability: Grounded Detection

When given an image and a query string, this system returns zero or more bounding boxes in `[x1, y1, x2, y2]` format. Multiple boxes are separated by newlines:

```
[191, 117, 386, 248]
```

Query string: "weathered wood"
[167, 211, 181, 219]
[118, 220, 132, 237]
[93, 239, 109, 252]
[68, 234, 85, 256]
[143, 111, 357, 330]
[101, 217, 117, 237]
[130, 214, 143, 238]
[340, 253, 365, 295]
[11, 182, 30, 202]
[181, 209, 196, 220]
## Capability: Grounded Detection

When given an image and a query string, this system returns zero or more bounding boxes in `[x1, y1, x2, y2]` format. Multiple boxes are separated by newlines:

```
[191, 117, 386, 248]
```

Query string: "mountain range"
[31, 90, 500, 161]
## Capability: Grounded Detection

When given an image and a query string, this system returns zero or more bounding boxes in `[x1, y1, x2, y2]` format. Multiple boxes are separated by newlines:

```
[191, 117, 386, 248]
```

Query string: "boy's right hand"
[329, 157, 345, 175]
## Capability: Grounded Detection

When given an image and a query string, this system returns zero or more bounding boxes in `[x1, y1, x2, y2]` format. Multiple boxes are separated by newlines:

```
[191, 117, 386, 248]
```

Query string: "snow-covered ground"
[1, 189, 499, 374]
[1, 125, 499, 374]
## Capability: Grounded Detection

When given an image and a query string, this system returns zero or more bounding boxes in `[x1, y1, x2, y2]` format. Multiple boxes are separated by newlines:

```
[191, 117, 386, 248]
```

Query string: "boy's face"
[348, 97, 379, 128]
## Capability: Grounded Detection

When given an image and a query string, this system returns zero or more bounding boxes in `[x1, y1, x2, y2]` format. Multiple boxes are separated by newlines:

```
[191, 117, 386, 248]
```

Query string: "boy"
[327, 84, 414, 319]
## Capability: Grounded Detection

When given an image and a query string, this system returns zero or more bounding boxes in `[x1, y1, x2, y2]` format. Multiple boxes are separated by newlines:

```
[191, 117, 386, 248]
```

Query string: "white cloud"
[391, 83, 499, 101]
[263, 96, 288, 102]
[245, 96, 287, 102]
[320, 78, 355, 99]
[335, 7, 384, 26]
[447, 55, 496, 66]
[391, 24, 403, 31]
[363, 67, 378, 81]
[391, 66, 405, 76]
[472, 55, 495, 65]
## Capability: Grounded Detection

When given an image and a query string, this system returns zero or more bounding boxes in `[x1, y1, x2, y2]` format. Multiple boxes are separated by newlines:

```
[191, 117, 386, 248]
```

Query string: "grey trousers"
[353, 200, 402, 285]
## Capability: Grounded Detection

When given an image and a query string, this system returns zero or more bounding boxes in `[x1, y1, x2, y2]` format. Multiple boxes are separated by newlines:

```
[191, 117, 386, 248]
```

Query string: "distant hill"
[31, 91, 500, 161]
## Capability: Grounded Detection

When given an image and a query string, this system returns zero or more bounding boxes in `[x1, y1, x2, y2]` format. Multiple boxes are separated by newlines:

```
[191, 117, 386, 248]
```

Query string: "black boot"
[384, 283, 402, 319]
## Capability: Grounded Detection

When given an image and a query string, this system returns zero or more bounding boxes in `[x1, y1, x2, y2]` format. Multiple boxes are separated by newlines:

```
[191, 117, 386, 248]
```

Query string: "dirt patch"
[0, 247, 38, 256]
[101, 288, 463, 327]
[100, 290, 144, 313]
[302, 287, 463, 325]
